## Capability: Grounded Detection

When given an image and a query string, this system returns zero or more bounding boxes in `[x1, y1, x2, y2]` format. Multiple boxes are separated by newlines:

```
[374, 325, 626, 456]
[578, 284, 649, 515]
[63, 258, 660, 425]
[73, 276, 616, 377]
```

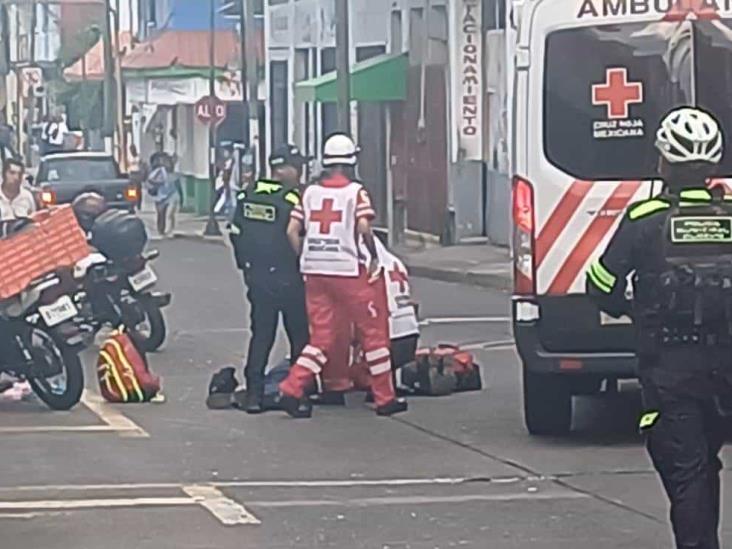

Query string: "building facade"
[264, 0, 511, 245]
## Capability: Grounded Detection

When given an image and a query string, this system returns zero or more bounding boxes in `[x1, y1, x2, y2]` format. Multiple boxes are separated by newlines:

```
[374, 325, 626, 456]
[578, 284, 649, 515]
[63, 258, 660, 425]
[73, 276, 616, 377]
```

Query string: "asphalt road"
[0, 238, 728, 549]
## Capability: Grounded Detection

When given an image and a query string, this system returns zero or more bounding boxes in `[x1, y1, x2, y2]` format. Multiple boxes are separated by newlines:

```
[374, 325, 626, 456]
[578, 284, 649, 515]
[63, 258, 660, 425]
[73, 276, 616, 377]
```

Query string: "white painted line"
[419, 316, 510, 327]
[0, 425, 119, 434]
[0, 497, 195, 511]
[0, 477, 469, 493]
[246, 490, 588, 509]
[175, 328, 250, 336]
[183, 484, 261, 526]
[0, 512, 56, 520]
[81, 390, 149, 438]
[461, 340, 516, 352]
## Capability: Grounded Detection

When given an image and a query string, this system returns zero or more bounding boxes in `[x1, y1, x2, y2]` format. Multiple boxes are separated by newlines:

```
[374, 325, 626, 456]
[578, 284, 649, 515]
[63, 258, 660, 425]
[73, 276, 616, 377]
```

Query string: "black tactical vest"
[233, 180, 300, 275]
[639, 194, 732, 348]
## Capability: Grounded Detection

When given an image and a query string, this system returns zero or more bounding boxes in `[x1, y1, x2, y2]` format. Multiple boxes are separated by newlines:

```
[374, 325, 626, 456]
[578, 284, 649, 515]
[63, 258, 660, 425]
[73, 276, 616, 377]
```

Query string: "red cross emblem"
[592, 68, 643, 120]
[389, 264, 408, 293]
[663, 0, 719, 21]
[310, 198, 343, 234]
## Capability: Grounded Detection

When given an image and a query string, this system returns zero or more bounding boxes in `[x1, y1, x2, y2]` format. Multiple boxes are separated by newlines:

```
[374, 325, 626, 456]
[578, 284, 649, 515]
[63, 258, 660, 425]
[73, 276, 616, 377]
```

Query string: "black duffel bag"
[91, 209, 148, 260]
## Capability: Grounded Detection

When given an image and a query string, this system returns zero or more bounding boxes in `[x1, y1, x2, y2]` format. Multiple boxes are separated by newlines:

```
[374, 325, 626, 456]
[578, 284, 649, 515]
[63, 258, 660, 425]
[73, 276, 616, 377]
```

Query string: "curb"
[406, 263, 512, 291]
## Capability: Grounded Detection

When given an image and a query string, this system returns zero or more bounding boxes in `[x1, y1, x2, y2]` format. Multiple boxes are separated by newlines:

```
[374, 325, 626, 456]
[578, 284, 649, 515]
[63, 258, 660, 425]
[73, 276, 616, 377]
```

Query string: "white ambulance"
[509, 0, 732, 434]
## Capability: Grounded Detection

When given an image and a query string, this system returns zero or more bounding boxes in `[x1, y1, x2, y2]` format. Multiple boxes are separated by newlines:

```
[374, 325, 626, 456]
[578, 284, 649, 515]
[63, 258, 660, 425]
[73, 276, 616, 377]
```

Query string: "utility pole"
[242, 0, 261, 178]
[204, 0, 221, 236]
[102, 0, 115, 145]
[238, 0, 247, 153]
[25, 0, 36, 164]
[334, 0, 350, 134]
[113, 4, 126, 171]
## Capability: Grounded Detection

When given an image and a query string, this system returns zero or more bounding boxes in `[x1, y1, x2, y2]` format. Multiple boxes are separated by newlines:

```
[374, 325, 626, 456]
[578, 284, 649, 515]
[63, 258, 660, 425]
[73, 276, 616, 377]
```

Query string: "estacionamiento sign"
[451, 0, 483, 162]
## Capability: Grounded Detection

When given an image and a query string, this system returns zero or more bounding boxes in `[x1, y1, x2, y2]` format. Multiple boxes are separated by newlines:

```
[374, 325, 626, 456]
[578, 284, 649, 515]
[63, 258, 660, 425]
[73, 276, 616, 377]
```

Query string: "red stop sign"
[195, 95, 227, 127]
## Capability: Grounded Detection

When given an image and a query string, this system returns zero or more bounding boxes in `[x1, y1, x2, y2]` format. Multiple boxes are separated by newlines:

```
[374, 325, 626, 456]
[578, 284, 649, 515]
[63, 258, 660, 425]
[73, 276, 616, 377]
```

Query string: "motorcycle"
[0, 272, 90, 410]
[76, 250, 171, 353]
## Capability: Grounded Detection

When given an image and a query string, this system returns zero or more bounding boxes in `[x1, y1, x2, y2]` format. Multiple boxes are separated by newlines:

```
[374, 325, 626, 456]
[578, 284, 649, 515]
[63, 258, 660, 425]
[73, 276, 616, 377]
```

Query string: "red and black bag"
[97, 332, 161, 403]
[401, 344, 482, 396]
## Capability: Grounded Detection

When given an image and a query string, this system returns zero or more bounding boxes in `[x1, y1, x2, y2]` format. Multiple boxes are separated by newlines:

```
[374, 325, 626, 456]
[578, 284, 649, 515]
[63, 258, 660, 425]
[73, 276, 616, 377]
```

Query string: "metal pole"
[25, 0, 36, 164]
[238, 0, 247, 150]
[204, 0, 221, 236]
[111, 3, 125, 170]
[334, 0, 350, 134]
[102, 0, 115, 142]
[243, 0, 261, 179]
[15, 5, 23, 163]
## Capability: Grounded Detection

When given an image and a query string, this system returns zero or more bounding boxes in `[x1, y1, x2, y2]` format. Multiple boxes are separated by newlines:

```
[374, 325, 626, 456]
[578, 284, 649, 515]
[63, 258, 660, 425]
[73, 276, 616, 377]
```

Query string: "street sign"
[195, 95, 227, 127]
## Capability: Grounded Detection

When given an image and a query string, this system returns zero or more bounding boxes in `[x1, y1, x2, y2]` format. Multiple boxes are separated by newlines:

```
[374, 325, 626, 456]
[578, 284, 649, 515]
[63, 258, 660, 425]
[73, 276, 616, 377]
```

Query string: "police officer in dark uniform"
[587, 107, 731, 549]
[229, 145, 309, 414]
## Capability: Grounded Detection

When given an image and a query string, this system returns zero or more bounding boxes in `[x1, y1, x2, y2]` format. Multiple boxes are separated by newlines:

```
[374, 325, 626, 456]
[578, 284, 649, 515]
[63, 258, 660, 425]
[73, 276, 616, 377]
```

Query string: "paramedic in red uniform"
[278, 133, 408, 418]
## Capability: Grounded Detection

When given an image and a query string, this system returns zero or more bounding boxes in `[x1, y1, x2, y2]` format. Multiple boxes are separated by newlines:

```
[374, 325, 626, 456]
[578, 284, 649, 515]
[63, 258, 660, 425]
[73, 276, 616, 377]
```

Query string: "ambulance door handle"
[515, 48, 530, 70]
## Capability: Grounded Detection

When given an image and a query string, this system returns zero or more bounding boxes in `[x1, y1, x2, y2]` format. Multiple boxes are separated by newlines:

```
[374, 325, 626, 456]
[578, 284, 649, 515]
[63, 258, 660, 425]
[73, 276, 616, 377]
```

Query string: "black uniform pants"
[641, 355, 728, 549]
[244, 271, 309, 395]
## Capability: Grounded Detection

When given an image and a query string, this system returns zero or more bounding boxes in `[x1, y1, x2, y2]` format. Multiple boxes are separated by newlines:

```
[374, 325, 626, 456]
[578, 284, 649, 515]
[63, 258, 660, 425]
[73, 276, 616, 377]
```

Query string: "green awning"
[295, 52, 407, 103]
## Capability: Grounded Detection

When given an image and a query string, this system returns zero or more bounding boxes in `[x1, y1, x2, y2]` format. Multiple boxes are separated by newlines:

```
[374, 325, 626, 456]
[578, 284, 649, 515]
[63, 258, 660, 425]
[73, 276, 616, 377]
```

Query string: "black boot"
[279, 394, 313, 419]
[245, 391, 264, 415]
[376, 398, 408, 417]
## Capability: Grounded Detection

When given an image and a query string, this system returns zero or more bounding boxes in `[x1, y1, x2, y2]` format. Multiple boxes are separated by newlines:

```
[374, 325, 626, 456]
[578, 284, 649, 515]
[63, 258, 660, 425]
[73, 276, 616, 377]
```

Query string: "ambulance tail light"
[512, 176, 535, 295]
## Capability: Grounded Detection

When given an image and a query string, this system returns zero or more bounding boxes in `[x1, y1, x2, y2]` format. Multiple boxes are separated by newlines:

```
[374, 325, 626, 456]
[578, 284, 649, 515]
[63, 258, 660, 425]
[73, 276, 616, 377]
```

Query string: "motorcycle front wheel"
[128, 299, 166, 353]
[26, 329, 84, 411]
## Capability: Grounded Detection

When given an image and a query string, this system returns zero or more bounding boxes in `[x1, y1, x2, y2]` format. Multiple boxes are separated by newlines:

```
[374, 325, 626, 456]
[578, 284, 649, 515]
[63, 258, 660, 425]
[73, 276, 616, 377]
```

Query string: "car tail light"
[512, 176, 535, 295]
[40, 189, 56, 206]
[125, 185, 139, 203]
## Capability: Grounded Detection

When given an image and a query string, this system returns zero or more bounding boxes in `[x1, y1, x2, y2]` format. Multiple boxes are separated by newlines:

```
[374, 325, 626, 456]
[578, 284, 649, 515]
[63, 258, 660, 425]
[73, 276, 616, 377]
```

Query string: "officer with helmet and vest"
[587, 107, 731, 549]
[228, 144, 309, 414]
[278, 133, 408, 418]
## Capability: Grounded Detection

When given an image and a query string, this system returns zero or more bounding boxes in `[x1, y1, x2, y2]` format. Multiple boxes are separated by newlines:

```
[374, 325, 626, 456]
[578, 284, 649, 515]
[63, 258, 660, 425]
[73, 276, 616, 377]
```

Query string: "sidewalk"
[139, 206, 228, 247]
[396, 240, 511, 290]
[139, 208, 512, 289]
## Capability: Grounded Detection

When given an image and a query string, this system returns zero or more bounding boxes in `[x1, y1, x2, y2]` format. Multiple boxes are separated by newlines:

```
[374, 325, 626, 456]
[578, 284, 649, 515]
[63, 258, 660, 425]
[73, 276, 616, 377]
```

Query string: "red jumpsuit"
[279, 173, 398, 408]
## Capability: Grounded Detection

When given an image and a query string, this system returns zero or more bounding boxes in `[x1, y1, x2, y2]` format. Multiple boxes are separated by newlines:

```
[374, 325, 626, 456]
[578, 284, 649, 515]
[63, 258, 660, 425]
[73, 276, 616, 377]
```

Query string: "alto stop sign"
[195, 95, 227, 127]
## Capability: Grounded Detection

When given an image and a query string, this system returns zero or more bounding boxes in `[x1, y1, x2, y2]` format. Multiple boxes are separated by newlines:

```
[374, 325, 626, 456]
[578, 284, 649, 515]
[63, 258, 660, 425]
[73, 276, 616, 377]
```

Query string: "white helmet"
[655, 107, 723, 164]
[322, 133, 359, 167]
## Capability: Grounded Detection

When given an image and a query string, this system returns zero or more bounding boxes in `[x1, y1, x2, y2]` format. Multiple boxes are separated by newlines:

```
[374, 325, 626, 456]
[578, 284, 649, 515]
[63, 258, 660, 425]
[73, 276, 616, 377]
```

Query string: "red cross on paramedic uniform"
[310, 198, 343, 234]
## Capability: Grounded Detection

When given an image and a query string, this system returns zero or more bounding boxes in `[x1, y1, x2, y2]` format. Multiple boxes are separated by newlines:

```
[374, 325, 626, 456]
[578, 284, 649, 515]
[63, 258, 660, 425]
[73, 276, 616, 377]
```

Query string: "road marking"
[0, 497, 195, 511]
[0, 477, 470, 493]
[461, 339, 516, 352]
[0, 425, 121, 434]
[183, 484, 261, 526]
[81, 390, 149, 438]
[178, 317, 513, 335]
[419, 316, 510, 327]
[246, 490, 588, 509]
[175, 328, 250, 336]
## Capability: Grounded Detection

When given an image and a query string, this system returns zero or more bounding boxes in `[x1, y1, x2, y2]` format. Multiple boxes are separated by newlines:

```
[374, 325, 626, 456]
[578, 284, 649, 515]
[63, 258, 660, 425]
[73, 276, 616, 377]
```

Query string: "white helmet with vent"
[656, 107, 723, 164]
[322, 133, 359, 167]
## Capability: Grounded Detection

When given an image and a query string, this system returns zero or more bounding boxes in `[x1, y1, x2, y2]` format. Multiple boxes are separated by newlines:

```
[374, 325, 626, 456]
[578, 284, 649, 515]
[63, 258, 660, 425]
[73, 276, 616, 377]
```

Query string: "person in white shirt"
[45, 115, 69, 154]
[0, 158, 35, 220]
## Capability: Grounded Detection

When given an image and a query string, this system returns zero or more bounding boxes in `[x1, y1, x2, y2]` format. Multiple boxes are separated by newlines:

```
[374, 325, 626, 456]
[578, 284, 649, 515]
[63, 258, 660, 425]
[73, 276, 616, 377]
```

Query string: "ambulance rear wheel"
[523, 368, 572, 436]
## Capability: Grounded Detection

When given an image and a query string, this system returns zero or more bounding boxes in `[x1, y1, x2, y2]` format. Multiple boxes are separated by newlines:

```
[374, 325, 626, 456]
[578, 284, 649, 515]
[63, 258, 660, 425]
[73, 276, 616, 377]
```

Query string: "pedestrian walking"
[278, 133, 408, 418]
[587, 107, 731, 549]
[226, 144, 310, 414]
[146, 153, 182, 237]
